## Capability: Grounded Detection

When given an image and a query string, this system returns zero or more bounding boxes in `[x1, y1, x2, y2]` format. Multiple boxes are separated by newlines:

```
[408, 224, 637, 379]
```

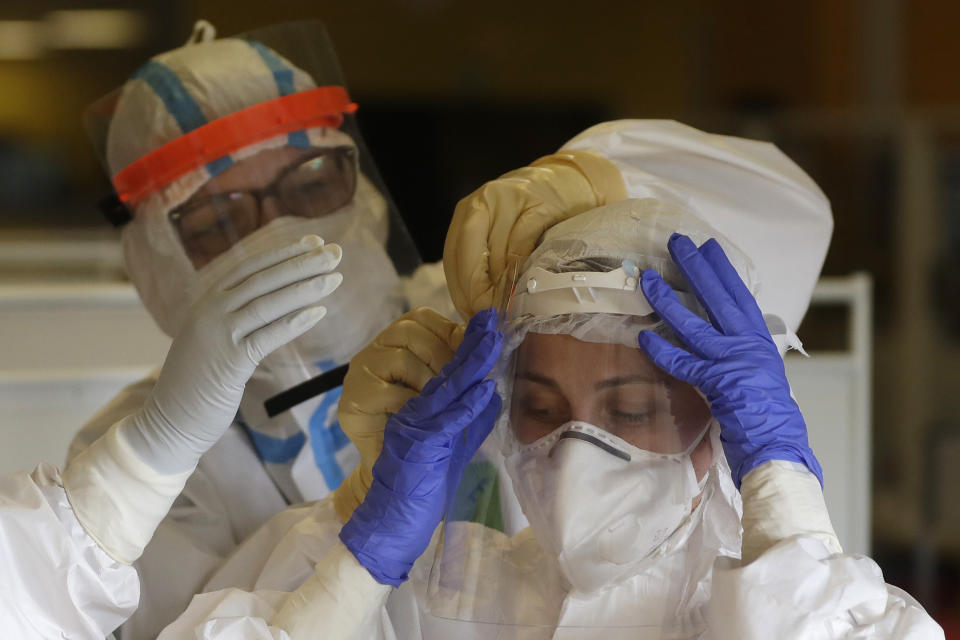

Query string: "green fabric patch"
[450, 460, 505, 532]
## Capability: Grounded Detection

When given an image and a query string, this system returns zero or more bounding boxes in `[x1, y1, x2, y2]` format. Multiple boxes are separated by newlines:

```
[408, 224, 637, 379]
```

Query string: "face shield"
[508, 333, 710, 454]
[422, 199, 753, 633]
[84, 21, 421, 498]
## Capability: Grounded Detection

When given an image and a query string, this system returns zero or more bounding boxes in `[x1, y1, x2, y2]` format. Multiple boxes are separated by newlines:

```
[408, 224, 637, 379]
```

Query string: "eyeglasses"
[169, 145, 358, 267]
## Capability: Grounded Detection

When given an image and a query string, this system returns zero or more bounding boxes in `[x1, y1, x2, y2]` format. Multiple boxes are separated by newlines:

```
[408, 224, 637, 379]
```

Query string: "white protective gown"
[146, 119, 943, 639]
[0, 461, 938, 639]
[154, 452, 944, 640]
[0, 465, 138, 639]
[67, 384, 290, 640]
[64, 263, 455, 640]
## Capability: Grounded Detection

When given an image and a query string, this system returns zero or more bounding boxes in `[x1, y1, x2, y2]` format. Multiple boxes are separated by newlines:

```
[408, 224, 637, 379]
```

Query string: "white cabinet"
[786, 274, 872, 555]
[0, 282, 170, 472]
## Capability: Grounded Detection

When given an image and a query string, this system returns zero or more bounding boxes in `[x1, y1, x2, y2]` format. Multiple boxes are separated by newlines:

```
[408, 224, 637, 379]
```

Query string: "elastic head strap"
[112, 85, 358, 209]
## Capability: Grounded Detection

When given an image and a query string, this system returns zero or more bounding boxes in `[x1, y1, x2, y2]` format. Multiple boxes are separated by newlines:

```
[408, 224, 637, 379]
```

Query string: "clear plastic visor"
[508, 331, 710, 454]
[83, 20, 420, 273]
[421, 323, 712, 631]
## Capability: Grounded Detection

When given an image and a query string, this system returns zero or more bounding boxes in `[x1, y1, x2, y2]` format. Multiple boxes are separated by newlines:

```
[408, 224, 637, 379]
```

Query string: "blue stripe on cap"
[246, 40, 296, 96]
[287, 130, 311, 148]
[134, 60, 234, 177]
[134, 60, 207, 134]
[205, 155, 234, 176]
[247, 428, 306, 464]
[245, 40, 311, 149]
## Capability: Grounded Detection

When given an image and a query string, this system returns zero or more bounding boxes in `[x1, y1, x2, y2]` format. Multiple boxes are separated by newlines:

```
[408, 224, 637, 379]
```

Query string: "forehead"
[193, 146, 318, 194]
[515, 332, 659, 378]
[195, 127, 358, 195]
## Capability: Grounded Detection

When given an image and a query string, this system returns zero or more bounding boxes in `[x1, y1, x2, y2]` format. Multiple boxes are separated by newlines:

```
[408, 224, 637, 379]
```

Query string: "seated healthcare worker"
[156, 120, 944, 639]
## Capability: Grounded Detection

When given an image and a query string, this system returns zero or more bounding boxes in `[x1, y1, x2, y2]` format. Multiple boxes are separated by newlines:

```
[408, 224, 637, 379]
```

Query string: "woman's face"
[510, 332, 714, 479]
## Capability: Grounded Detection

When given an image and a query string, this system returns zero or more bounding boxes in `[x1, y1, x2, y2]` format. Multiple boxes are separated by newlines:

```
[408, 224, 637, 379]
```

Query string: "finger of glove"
[224, 243, 343, 311]
[641, 269, 723, 360]
[241, 305, 327, 366]
[375, 318, 457, 376]
[421, 309, 497, 397]
[233, 272, 343, 338]
[219, 235, 326, 290]
[346, 347, 439, 411]
[396, 307, 462, 351]
[383, 381, 496, 467]
[461, 386, 502, 459]
[444, 387, 501, 514]
[447, 309, 497, 365]
[699, 238, 767, 330]
[341, 384, 417, 429]
[449, 323, 467, 352]
[415, 329, 502, 416]
[637, 330, 706, 387]
[667, 234, 751, 336]
[427, 379, 497, 438]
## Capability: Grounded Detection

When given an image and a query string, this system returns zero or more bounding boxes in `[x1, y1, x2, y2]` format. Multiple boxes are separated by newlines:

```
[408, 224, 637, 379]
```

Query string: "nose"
[569, 407, 600, 427]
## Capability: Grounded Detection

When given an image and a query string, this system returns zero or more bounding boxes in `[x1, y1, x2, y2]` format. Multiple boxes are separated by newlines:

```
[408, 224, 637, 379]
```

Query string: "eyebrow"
[516, 371, 560, 390]
[595, 374, 659, 390]
[516, 371, 658, 391]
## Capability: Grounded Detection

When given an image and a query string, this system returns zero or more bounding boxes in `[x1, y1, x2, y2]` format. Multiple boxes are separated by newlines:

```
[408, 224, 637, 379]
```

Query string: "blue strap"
[305, 359, 354, 490]
[245, 40, 310, 149]
[246, 428, 307, 464]
[133, 60, 234, 176]
[246, 40, 296, 96]
[308, 386, 348, 490]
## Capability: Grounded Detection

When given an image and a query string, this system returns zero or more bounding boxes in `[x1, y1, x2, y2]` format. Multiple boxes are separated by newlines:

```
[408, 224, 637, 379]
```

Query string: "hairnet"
[501, 197, 758, 350]
[444, 120, 833, 351]
[562, 120, 832, 338]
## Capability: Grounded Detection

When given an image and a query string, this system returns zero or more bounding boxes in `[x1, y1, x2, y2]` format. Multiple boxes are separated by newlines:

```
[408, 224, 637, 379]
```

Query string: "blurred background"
[0, 0, 957, 631]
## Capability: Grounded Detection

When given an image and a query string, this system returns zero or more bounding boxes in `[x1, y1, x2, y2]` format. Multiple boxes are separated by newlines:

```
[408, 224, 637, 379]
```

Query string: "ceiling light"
[0, 21, 45, 60]
[45, 10, 147, 50]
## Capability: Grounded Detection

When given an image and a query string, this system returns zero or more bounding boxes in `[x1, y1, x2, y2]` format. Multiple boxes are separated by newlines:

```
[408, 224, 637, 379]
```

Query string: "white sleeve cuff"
[270, 539, 391, 639]
[740, 459, 842, 564]
[62, 417, 191, 564]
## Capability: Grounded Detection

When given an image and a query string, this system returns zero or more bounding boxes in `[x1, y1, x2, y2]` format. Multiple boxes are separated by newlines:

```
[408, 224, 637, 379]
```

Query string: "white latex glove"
[64, 235, 342, 563]
[121, 234, 343, 474]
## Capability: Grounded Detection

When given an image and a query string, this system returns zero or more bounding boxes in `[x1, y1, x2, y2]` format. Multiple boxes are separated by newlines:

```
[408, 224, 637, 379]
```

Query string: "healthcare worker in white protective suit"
[67, 20, 449, 640]
[149, 120, 944, 639]
[0, 234, 343, 638]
